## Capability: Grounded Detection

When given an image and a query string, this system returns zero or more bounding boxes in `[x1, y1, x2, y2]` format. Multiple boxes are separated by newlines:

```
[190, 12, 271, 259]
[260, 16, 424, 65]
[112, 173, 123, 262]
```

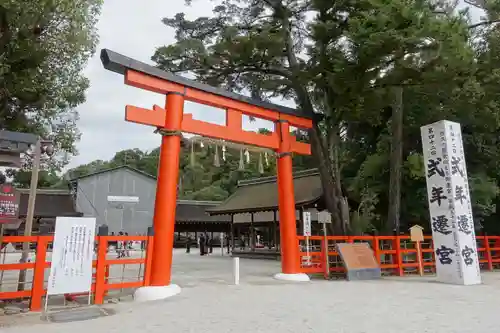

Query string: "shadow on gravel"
[42, 306, 115, 324]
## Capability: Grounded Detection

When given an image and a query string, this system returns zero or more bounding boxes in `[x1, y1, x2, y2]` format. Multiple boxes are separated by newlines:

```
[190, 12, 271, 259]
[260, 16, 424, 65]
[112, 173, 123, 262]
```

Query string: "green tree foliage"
[15, 0, 500, 236]
[0, 0, 102, 171]
[8, 169, 65, 189]
[149, 0, 500, 234]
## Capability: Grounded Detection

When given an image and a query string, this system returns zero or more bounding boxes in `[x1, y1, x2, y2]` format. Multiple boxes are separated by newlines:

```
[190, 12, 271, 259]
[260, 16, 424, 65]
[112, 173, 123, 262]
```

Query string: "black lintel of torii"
[100, 48, 314, 120]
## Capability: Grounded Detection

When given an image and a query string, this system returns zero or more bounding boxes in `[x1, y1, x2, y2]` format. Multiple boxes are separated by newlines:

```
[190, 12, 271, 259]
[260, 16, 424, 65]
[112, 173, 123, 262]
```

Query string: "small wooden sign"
[409, 225, 424, 276]
[409, 225, 424, 242]
[318, 211, 331, 224]
[336, 243, 381, 281]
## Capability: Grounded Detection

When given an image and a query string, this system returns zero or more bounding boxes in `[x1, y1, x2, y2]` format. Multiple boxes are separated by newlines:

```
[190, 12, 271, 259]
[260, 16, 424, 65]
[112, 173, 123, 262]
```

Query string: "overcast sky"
[68, 0, 482, 169]
[69, 0, 219, 168]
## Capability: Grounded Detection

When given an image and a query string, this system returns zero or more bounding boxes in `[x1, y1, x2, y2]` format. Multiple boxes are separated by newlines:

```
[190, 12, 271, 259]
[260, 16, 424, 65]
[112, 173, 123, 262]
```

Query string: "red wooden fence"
[3, 234, 500, 312]
[297, 235, 500, 277]
[0, 235, 154, 311]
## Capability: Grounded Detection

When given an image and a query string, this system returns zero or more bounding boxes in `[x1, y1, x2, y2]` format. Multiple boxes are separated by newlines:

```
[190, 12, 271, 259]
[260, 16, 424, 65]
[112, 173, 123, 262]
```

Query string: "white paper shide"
[421, 120, 481, 285]
[47, 217, 96, 295]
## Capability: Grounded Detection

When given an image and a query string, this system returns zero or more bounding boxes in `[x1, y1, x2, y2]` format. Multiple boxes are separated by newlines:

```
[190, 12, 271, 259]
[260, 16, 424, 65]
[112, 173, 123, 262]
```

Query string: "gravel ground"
[1, 248, 499, 333]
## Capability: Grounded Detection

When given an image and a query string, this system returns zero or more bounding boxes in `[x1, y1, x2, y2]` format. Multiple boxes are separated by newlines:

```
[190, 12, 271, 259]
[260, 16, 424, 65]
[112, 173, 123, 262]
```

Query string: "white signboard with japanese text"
[421, 120, 481, 285]
[303, 211, 312, 237]
[47, 217, 96, 295]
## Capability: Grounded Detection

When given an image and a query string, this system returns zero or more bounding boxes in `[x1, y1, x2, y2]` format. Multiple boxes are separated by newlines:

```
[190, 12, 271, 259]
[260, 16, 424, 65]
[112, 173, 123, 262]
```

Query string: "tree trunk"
[277, 1, 344, 234]
[329, 124, 348, 234]
[387, 87, 403, 234]
[310, 124, 343, 234]
[293, 90, 344, 235]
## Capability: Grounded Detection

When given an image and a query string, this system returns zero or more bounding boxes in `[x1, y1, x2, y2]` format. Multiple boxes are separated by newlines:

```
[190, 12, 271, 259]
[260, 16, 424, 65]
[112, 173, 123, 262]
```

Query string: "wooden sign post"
[409, 225, 424, 276]
[220, 232, 224, 256]
[318, 211, 331, 279]
[303, 211, 312, 266]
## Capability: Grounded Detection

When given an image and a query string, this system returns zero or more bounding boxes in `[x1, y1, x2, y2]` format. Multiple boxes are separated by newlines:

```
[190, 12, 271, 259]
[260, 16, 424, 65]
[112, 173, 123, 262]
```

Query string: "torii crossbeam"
[101, 49, 314, 299]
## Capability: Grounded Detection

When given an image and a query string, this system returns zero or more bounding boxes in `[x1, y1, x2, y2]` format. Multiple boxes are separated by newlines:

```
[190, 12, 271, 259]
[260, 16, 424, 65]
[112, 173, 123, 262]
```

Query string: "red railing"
[297, 235, 500, 277]
[0, 235, 154, 311]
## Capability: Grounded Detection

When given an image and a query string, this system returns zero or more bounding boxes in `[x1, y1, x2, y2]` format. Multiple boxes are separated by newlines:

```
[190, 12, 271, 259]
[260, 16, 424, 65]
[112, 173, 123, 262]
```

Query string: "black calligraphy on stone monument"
[430, 186, 447, 206]
[427, 158, 445, 178]
[451, 156, 464, 178]
[432, 215, 452, 235]
[461, 246, 475, 266]
[427, 127, 437, 156]
[436, 245, 455, 265]
[454, 185, 466, 205]
[457, 215, 471, 235]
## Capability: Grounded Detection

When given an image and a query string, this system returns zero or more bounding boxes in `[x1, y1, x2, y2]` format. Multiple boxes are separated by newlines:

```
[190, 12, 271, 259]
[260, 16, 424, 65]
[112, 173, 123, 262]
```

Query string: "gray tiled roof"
[207, 169, 322, 215]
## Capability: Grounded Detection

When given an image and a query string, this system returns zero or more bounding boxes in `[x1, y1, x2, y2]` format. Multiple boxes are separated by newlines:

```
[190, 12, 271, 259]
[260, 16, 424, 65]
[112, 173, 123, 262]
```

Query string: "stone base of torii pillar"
[273, 273, 310, 282]
[133, 284, 182, 302]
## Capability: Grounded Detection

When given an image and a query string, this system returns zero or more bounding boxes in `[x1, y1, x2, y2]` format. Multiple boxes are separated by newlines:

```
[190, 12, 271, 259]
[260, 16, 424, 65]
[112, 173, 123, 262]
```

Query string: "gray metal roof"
[71, 166, 231, 223]
[70, 165, 156, 181]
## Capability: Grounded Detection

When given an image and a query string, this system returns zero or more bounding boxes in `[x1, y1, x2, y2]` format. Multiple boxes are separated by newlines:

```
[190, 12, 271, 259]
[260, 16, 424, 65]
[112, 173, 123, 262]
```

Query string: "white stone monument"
[421, 120, 481, 285]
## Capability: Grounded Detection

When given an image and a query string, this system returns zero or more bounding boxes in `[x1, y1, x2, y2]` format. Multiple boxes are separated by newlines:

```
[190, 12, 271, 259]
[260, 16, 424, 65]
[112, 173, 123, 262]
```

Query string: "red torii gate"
[101, 49, 313, 299]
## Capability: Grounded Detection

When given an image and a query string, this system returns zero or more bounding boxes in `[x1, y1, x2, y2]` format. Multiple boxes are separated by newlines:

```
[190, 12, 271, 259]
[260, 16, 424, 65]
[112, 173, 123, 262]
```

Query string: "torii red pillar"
[276, 120, 300, 274]
[150, 92, 184, 286]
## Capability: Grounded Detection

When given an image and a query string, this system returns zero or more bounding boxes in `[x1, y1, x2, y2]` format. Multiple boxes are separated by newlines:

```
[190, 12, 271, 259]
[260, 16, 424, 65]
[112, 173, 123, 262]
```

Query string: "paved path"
[2, 249, 500, 332]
